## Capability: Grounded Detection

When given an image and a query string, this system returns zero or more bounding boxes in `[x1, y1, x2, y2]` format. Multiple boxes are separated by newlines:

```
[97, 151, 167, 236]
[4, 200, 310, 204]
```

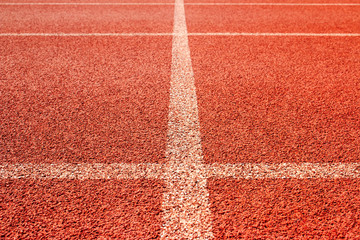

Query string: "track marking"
[1, 2, 360, 5]
[0, 2, 175, 5]
[185, 2, 360, 5]
[208, 163, 360, 179]
[188, 32, 360, 36]
[2, 163, 360, 179]
[160, 0, 213, 238]
[0, 33, 173, 37]
[2, 1, 360, 238]
[0, 163, 164, 179]
[1, 33, 360, 37]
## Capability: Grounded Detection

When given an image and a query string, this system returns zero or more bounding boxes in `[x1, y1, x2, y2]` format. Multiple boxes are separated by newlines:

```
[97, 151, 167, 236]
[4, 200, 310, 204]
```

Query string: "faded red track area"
[1, 0, 360, 239]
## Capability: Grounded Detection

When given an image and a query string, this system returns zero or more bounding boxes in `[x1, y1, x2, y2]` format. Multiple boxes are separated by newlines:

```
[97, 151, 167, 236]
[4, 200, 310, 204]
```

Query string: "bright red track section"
[0, 5, 173, 33]
[208, 178, 360, 238]
[0, 179, 164, 239]
[186, 5, 360, 33]
[190, 36, 360, 163]
[0, 36, 172, 163]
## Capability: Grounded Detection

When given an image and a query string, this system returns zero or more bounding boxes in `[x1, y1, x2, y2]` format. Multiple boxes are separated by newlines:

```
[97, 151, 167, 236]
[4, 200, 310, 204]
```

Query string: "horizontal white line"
[1, 32, 360, 37]
[1, 2, 359, 5]
[188, 32, 360, 36]
[0, 33, 173, 36]
[0, 163, 164, 179]
[209, 163, 360, 179]
[0, 2, 175, 5]
[186, 2, 360, 5]
[1, 162, 359, 179]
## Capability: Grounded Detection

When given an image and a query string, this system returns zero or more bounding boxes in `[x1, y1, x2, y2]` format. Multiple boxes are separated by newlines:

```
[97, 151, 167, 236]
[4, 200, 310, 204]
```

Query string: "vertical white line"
[160, 0, 213, 238]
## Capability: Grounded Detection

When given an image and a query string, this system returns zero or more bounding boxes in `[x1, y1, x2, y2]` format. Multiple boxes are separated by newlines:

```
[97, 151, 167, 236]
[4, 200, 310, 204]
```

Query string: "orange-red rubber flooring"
[1, 0, 359, 238]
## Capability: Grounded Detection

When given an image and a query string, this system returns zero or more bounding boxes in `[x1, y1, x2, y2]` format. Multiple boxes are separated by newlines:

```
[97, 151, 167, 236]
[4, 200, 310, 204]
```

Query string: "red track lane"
[186, 5, 360, 33]
[189, 36, 360, 163]
[0, 5, 173, 33]
[208, 178, 360, 238]
[0, 36, 171, 163]
[0, 179, 164, 239]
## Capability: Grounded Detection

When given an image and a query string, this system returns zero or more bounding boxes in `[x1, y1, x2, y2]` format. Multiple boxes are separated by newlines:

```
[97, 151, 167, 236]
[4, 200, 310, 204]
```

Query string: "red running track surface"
[186, 5, 360, 33]
[0, 5, 174, 33]
[0, 179, 164, 239]
[0, 36, 172, 163]
[190, 36, 360, 163]
[1, 0, 360, 238]
[208, 178, 360, 238]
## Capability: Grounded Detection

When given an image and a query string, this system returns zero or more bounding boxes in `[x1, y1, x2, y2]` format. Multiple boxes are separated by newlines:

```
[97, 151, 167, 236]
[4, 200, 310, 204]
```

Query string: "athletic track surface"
[1, 0, 360, 238]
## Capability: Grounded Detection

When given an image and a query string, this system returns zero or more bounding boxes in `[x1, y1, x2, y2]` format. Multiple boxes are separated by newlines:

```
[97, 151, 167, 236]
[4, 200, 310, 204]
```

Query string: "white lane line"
[2, 163, 359, 179]
[0, 33, 173, 36]
[0, 2, 175, 5]
[0, 163, 164, 179]
[188, 32, 360, 36]
[1, 2, 360, 5]
[186, 2, 360, 5]
[160, 0, 213, 238]
[208, 163, 360, 179]
[1, 33, 360, 37]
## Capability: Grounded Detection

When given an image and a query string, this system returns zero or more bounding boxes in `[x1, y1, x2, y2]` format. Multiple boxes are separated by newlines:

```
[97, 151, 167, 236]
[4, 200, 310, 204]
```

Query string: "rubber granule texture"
[190, 36, 360, 163]
[0, 179, 164, 239]
[0, 37, 171, 164]
[185, 5, 360, 33]
[0, 5, 174, 33]
[208, 178, 360, 239]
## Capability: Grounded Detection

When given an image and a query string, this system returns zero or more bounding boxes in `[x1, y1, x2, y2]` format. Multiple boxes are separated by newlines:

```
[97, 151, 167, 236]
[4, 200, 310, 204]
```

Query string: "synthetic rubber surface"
[0, 179, 164, 239]
[0, 5, 174, 33]
[185, 5, 360, 33]
[190, 36, 360, 163]
[209, 178, 360, 238]
[0, 37, 172, 163]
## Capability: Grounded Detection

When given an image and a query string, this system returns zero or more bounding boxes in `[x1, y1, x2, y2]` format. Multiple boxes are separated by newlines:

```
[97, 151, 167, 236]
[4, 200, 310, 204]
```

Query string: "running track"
[1, 0, 360, 238]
